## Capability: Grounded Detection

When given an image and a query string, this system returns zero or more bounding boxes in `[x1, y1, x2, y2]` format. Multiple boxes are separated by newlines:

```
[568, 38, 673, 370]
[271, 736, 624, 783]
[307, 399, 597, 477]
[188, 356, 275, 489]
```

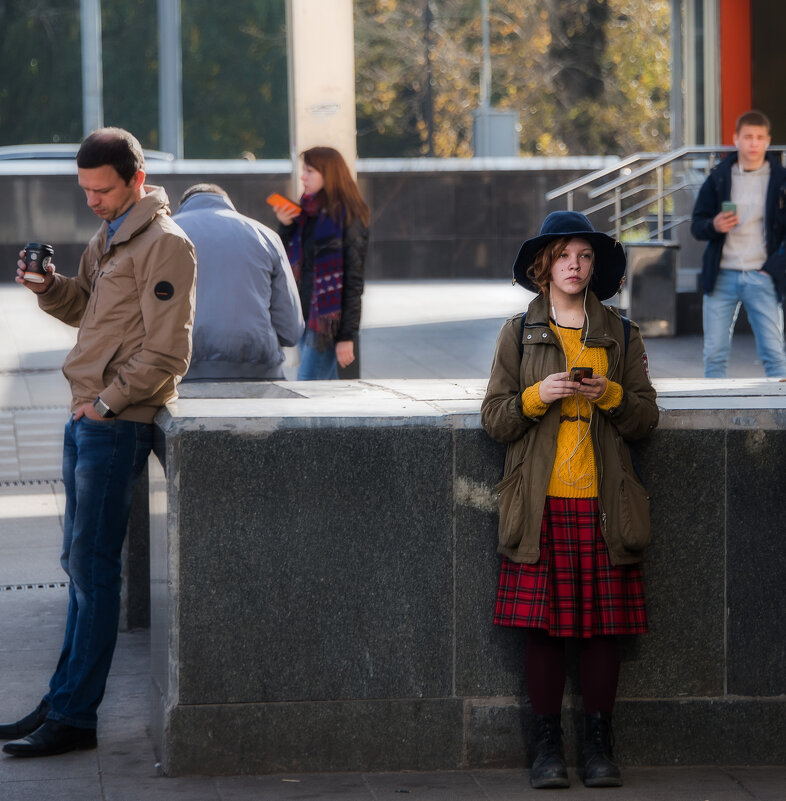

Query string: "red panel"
[719, 0, 752, 144]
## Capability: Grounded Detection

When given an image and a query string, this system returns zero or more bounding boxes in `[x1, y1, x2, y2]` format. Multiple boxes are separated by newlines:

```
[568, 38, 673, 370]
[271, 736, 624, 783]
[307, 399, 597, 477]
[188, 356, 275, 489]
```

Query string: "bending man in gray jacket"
[174, 184, 304, 380]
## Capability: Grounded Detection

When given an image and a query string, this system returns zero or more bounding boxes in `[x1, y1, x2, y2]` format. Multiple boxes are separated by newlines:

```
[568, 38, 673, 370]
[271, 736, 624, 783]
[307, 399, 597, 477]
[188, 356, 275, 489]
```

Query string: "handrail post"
[614, 188, 622, 241]
[567, 190, 573, 211]
[656, 165, 664, 238]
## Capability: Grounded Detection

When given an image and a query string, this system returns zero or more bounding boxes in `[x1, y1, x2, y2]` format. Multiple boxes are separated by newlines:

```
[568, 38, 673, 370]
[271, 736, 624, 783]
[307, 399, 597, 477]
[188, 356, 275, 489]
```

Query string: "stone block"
[619, 429, 726, 698]
[454, 429, 527, 698]
[149, 380, 786, 774]
[162, 698, 464, 775]
[156, 423, 456, 708]
[726, 429, 786, 696]
[613, 699, 786, 765]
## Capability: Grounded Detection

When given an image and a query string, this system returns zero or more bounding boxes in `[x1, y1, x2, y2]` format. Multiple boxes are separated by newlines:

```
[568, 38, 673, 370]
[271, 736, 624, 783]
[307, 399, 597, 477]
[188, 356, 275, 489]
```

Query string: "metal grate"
[0, 478, 63, 488]
[0, 582, 68, 592]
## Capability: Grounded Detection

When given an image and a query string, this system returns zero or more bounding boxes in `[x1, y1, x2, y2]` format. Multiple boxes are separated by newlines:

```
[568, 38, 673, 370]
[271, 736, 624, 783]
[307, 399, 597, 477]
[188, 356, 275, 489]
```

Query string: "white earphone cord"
[550, 287, 593, 489]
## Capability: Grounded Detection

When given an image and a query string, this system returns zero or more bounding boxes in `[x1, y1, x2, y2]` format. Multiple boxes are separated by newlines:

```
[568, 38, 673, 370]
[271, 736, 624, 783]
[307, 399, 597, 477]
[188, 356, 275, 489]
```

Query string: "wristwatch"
[93, 396, 115, 418]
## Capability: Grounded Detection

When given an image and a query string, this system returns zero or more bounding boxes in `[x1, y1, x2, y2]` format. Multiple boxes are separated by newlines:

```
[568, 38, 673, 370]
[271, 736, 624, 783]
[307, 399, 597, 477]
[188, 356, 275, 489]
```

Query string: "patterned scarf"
[286, 193, 344, 350]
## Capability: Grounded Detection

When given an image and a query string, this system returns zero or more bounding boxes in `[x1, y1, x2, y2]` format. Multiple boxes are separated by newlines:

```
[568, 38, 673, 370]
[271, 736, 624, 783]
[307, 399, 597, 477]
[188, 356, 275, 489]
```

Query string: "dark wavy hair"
[76, 127, 145, 184]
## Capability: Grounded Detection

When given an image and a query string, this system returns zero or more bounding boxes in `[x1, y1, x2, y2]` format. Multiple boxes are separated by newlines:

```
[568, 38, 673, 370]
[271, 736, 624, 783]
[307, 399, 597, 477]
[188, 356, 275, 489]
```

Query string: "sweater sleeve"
[522, 383, 548, 417]
[595, 379, 623, 411]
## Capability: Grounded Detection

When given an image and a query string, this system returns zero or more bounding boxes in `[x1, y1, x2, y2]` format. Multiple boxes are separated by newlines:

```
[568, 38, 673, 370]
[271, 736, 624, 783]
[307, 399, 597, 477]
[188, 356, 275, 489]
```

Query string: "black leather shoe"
[0, 701, 50, 740]
[2, 720, 97, 757]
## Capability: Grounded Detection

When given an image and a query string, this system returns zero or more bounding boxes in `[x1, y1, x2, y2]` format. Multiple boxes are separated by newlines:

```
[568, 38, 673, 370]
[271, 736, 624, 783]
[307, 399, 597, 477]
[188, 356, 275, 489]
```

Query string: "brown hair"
[302, 146, 370, 226]
[527, 237, 571, 294]
[527, 236, 596, 295]
[77, 127, 145, 184]
[736, 110, 771, 133]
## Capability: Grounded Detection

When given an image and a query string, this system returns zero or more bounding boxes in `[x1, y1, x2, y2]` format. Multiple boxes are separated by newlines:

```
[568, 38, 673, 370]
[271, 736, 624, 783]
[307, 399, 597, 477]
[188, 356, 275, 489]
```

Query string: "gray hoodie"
[174, 192, 304, 380]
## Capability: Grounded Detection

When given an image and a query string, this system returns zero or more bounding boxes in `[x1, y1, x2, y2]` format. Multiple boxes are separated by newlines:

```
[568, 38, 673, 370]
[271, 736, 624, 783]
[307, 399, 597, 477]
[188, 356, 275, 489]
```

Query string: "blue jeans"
[297, 330, 338, 380]
[702, 269, 786, 378]
[44, 416, 152, 729]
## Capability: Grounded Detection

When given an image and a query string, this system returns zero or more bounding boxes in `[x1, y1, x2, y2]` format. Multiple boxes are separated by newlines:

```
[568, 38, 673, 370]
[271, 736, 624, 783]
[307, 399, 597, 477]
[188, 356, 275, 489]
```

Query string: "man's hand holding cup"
[16, 243, 55, 293]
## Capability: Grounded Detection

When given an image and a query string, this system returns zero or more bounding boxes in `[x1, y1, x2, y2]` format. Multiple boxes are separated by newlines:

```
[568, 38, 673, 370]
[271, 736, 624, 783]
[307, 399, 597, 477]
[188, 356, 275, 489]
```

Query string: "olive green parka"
[481, 292, 659, 566]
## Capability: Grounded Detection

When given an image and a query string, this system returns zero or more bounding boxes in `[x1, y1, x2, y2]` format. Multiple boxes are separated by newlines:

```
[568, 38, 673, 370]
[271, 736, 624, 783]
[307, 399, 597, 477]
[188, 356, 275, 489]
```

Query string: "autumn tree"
[354, 0, 671, 157]
[0, 0, 670, 159]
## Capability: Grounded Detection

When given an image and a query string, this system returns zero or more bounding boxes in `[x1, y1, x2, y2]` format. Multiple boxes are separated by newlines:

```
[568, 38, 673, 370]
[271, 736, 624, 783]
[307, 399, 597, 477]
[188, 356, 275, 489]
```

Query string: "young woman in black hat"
[481, 211, 659, 789]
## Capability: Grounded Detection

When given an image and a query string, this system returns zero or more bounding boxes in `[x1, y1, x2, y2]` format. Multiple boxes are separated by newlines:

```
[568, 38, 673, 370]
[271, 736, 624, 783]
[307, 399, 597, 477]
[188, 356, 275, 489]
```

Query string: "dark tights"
[525, 628, 620, 716]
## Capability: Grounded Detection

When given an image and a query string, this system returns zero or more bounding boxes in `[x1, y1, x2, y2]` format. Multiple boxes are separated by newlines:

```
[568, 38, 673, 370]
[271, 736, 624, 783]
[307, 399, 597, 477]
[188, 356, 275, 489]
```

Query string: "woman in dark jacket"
[273, 146, 369, 380]
[481, 212, 658, 790]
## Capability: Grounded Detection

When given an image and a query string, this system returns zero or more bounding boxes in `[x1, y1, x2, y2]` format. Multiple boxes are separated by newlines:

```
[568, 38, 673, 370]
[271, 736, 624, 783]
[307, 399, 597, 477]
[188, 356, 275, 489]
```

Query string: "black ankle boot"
[581, 712, 622, 787]
[529, 713, 570, 789]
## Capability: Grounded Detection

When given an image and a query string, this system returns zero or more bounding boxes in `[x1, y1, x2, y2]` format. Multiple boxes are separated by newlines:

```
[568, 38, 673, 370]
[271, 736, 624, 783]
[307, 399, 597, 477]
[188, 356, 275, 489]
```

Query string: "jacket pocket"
[495, 464, 526, 549]
[618, 476, 651, 552]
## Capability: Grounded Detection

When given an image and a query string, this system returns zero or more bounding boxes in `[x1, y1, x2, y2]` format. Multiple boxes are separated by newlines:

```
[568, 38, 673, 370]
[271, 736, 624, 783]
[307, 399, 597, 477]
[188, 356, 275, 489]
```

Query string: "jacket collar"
[100, 185, 171, 250]
[175, 192, 237, 215]
[526, 291, 613, 342]
[718, 149, 782, 177]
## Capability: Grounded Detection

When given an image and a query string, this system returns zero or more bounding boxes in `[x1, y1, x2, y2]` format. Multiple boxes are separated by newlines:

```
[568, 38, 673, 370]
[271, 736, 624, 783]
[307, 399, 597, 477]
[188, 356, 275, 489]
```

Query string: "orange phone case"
[266, 193, 301, 215]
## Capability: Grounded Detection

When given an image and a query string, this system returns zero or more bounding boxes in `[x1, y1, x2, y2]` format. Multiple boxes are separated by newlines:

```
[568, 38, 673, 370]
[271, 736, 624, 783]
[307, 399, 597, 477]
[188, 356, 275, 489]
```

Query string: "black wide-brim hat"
[512, 210, 626, 301]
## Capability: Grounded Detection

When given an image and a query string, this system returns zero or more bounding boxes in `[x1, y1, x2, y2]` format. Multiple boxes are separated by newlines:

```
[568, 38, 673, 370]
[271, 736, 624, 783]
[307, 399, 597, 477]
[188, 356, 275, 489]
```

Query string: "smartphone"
[721, 201, 737, 214]
[266, 193, 301, 216]
[569, 367, 593, 383]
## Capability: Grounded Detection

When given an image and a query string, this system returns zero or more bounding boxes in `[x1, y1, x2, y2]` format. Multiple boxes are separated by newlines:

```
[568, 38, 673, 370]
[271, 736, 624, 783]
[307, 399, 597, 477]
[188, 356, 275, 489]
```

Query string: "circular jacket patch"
[154, 281, 174, 300]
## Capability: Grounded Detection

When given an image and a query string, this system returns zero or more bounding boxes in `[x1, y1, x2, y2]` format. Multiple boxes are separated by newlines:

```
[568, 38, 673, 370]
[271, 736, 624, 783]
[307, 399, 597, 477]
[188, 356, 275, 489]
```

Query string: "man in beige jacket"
[1, 128, 196, 757]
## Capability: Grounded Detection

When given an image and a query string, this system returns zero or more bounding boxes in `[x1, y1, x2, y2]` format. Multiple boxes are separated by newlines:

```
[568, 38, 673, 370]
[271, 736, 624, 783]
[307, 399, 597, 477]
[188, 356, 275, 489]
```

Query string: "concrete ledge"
[149, 378, 786, 775]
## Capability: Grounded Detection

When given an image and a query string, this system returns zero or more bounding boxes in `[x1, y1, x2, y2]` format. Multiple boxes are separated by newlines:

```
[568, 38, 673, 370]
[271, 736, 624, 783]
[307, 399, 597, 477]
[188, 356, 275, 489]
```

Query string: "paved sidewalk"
[1, 282, 784, 799]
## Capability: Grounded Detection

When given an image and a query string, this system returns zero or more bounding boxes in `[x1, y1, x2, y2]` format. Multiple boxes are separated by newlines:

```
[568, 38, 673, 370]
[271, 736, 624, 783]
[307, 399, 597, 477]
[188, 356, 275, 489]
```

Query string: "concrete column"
[158, 0, 184, 158]
[80, 0, 104, 136]
[285, 0, 358, 186]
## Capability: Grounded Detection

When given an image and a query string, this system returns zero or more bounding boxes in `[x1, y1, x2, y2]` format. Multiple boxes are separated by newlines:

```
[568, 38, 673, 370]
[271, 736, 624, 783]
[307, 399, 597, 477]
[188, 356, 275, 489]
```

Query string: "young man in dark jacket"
[691, 110, 786, 378]
[0, 128, 196, 757]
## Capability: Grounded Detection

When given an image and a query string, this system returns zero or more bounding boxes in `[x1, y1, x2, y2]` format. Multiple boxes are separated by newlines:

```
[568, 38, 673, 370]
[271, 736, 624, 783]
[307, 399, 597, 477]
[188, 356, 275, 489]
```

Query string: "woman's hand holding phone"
[267, 193, 301, 226]
[577, 375, 607, 401]
[538, 371, 580, 403]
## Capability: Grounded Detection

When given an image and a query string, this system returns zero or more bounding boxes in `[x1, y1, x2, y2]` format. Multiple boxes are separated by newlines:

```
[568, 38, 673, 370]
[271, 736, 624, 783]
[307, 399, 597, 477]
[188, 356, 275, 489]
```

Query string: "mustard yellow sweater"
[522, 322, 623, 498]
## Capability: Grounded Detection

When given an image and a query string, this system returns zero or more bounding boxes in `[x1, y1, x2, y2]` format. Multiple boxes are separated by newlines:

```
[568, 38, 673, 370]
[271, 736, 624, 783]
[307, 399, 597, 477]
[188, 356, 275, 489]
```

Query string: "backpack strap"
[621, 314, 630, 355]
[518, 312, 527, 359]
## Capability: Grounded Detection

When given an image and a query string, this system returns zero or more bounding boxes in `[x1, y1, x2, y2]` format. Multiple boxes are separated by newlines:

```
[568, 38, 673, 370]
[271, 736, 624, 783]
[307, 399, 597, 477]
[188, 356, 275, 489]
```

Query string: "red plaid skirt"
[494, 497, 647, 637]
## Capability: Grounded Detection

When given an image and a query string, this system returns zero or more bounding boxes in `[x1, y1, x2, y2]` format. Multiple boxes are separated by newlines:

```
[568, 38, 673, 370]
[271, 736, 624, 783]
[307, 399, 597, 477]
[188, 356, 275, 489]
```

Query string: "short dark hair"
[736, 110, 771, 133]
[76, 127, 145, 184]
[178, 183, 229, 206]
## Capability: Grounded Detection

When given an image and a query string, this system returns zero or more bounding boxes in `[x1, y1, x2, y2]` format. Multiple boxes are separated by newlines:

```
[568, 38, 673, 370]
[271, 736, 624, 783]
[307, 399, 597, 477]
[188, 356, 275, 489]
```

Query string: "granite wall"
[148, 379, 786, 775]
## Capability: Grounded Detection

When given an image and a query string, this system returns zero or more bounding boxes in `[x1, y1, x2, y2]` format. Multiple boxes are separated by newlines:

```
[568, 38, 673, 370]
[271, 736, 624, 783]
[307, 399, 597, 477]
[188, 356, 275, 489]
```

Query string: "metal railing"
[546, 145, 786, 242]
